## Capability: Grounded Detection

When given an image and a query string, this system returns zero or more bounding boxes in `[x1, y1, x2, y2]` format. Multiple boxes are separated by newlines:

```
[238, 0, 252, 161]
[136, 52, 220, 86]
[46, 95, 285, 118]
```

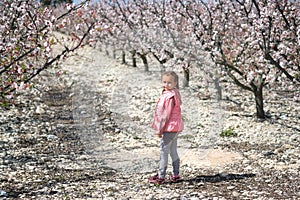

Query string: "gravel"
[0, 46, 299, 199]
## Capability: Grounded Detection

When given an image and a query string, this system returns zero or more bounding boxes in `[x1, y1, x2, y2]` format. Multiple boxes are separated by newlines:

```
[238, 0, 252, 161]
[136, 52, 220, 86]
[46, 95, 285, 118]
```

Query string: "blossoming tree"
[3, 0, 299, 119]
[89, 0, 299, 119]
[174, 0, 300, 119]
[0, 0, 98, 105]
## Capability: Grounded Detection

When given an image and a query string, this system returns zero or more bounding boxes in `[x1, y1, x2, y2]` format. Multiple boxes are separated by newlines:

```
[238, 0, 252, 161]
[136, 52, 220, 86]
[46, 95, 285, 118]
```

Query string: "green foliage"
[197, 123, 204, 128]
[220, 127, 237, 137]
[181, 114, 187, 121]
[1, 101, 8, 107]
[133, 135, 142, 140]
[179, 134, 194, 140]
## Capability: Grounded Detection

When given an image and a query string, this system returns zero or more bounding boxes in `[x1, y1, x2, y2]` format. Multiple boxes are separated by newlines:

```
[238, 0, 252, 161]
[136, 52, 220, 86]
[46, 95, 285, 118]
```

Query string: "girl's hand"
[157, 132, 162, 138]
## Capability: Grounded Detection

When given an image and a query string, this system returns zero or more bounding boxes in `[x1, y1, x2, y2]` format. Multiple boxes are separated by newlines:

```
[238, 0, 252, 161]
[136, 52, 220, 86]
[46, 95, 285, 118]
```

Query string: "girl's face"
[162, 75, 177, 91]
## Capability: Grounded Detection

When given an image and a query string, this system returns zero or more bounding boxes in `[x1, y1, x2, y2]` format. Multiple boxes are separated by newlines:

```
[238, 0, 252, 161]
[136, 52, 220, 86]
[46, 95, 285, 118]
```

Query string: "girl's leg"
[158, 132, 176, 178]
[170, 133, 180, 176]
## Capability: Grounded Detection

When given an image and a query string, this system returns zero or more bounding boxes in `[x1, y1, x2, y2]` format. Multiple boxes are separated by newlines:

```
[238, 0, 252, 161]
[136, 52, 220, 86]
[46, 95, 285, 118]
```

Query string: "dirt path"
[62, 46, 243, 173]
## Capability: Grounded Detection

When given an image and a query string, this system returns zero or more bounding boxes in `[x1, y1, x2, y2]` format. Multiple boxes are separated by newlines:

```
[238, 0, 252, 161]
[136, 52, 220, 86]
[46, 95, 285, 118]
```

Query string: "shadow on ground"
[184, 173, 256, 183]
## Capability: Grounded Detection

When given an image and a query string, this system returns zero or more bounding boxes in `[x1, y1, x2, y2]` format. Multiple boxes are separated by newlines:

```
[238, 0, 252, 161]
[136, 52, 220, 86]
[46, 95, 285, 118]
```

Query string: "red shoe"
[149, 177, 165, 185]
[148, 174, 165, 184]
[169, 175, 180, 182]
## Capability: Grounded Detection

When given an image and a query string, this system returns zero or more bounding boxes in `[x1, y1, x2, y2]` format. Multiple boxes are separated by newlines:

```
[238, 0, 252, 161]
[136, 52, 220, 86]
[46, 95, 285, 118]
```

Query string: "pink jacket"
[152, 89, 184, 133]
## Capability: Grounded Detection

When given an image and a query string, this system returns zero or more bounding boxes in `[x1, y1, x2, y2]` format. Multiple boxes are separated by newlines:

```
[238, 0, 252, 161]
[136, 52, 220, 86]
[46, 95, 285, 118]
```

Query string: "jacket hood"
[162, 89, 182, 105]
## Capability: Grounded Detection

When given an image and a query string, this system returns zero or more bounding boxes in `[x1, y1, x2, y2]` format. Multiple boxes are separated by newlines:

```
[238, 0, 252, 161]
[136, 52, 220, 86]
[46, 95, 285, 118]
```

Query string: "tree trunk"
[182, 67, 189, 88]
[214, 77, 222, 101]
[253, 83, 265, 119]
[98, 43, 103, 52]
[160, 63, 166, 76]
[131, 50, 137, 67]
[105, 43, 109, 56]
[113, 47, 116, 59]
[138, 53, 149, 72]
[121, 50, 126, 64]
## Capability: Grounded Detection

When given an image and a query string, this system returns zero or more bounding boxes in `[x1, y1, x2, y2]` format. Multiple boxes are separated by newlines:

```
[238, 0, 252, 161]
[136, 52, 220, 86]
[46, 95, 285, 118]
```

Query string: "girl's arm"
[157, 97, 175, 136]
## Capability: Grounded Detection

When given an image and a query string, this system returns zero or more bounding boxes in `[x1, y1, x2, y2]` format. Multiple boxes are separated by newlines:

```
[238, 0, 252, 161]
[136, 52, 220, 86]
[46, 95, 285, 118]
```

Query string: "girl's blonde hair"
[162, 71, 179, 89]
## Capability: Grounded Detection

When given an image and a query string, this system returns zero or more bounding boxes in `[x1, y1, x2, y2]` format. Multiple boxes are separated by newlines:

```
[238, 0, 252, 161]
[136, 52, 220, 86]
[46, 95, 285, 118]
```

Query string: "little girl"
[148, 71, 184, 185]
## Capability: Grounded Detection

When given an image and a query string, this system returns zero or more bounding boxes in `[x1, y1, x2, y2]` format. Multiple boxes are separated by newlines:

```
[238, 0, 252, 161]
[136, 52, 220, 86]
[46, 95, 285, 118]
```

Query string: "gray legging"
[158, 132, 180, 178]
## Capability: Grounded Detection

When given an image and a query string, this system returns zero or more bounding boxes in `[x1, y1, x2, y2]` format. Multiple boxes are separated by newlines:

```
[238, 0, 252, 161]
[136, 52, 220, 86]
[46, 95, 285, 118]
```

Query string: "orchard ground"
[0, 45, 299, 199]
